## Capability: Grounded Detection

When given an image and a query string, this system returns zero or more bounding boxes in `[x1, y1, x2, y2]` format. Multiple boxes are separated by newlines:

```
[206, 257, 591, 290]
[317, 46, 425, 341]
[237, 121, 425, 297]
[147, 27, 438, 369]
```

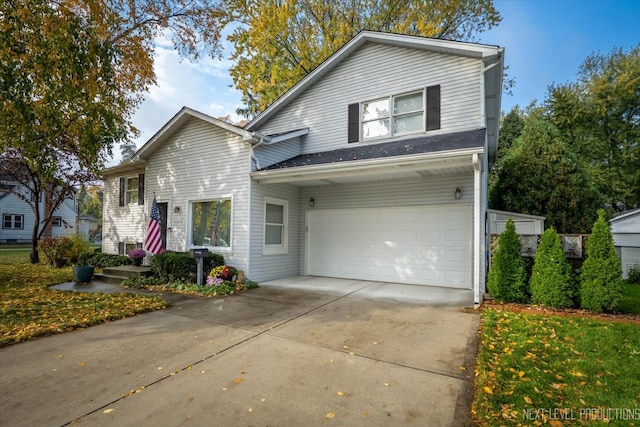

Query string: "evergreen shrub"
[579, 210, 623, 312]
[487, 219, 528, 303]
[530, 227, 575, 308]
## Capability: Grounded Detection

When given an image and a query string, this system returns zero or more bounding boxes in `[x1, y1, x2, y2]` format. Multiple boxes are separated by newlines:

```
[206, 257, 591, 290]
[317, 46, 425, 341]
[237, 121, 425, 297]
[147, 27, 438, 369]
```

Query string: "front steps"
[94, 265, 153, 285]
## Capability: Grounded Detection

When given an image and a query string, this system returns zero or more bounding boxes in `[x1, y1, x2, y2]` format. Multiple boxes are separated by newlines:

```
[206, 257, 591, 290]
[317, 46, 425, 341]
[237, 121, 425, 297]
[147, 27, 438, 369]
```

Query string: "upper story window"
[190, 199, 232, 249]
[349, 85, 440, 143]
[264, 198, 288, 255]
[3, 214, 23, 229]
[118, 174, 144, 207]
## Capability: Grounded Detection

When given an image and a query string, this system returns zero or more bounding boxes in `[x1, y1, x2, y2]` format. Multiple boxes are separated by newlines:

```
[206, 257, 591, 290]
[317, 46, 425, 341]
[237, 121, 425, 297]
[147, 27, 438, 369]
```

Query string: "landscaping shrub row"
[487, 210, 624, 313]
[150, 251, 225, 281]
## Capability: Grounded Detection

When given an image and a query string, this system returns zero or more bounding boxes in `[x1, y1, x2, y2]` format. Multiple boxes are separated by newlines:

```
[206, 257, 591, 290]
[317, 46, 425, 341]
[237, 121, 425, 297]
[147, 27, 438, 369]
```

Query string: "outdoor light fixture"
[455, 187, 462, 200]
[174, 206, 181, 213]
[309, 198, 315, 207]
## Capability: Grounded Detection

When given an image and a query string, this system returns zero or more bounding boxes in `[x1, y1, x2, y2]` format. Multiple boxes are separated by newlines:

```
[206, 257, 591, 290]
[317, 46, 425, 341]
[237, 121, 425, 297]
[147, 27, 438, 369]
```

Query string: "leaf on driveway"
[103, 408, 114, 414]
[336, 391, 344, 396]
[78, 362, 86, 367]
[325, 412, 335, 419]
[233, 378, 244, 384]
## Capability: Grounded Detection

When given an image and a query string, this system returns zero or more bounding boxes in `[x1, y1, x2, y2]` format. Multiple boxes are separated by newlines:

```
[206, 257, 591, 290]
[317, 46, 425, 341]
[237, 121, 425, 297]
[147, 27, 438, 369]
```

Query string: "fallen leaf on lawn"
[524, 396, 533, 404]
[233, 378, 245, 384]
[484, 386, 493, 395]
[325, 413, 335, 419]
[549, 420, 563, 427]
[518, 371, 525, 378]
[103, 409, 114, 414]
[337, 391, 344, 396]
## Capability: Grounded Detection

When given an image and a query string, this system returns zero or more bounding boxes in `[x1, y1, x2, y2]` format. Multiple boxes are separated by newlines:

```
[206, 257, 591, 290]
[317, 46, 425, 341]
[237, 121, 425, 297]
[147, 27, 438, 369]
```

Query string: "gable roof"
[135, 107, 256, 161]
[262, 128, 485, 170]
[245, 31, 504, 162]
[610, 208, 640, 223]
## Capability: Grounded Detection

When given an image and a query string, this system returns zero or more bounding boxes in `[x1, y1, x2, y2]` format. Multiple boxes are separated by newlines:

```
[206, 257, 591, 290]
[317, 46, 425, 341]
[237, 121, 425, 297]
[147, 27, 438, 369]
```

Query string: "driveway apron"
[0, 277, 479, 426]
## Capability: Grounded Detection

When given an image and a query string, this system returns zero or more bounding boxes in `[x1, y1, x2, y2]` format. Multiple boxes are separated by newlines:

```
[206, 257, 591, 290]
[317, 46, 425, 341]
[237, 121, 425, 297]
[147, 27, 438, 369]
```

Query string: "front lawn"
[0, 251, 168, 347]
[474, 308, 640, 426]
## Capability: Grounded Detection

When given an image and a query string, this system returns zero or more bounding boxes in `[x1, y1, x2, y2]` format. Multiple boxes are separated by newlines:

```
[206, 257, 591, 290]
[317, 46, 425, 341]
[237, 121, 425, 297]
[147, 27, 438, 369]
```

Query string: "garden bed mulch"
[480, 300, 640, 325]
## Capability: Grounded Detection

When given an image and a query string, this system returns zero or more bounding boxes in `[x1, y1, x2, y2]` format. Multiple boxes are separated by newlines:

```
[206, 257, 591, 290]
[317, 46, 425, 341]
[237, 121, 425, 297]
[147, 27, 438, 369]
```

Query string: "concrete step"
[102, 266, 152, 278]
[92, 274, 128, 285]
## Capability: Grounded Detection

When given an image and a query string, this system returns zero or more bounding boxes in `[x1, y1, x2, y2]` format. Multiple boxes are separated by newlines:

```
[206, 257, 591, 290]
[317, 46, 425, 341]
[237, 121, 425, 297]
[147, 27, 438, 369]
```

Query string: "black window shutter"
[426, 85, 441, 131]
[347, 103, 359, 143]
[118, 177, 125, 207]
[138, 173, 145, 205]
[118, 242, 125, 255]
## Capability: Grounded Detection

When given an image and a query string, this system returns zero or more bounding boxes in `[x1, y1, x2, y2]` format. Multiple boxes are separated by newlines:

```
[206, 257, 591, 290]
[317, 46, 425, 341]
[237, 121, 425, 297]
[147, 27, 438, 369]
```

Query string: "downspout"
[473, 153, 482, 307]
[246, 131, 270, 279]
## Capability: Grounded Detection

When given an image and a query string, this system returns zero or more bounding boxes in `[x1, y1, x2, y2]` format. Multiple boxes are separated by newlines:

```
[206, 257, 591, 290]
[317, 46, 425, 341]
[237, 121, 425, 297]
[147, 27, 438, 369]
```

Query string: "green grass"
[619, 282, 640, 315]
[0, 249, 168, 347]
[474, 308, 640, 426]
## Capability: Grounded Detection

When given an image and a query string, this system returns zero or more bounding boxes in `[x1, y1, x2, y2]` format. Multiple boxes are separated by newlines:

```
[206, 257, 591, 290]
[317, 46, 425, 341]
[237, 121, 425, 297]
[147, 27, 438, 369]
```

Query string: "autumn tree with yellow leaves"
[0, 0, 225, 262]
[222, 0, 502, 117]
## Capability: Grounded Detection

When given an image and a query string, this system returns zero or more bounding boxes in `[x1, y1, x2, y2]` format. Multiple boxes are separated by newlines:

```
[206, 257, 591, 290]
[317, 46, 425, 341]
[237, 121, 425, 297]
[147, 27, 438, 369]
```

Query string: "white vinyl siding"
[102, 172, 146, 254]
[253, 137, 302, 171]
[249, 182, 301, 281]
[254, 43, 482, 154]
[264, 197, 288, 255]
[144, 118, 251, 270]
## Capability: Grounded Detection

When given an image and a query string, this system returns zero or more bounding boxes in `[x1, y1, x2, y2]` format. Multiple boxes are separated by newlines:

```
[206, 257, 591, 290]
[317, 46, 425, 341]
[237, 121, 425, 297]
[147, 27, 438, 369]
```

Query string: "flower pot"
[132, 257, 142, 266]
[73, 265, 95, 283]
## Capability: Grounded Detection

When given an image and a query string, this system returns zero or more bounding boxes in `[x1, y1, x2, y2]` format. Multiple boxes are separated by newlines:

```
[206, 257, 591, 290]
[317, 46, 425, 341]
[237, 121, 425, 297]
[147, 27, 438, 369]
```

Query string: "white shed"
[487, 209, 545, 235]
[610, 209, 640, 279]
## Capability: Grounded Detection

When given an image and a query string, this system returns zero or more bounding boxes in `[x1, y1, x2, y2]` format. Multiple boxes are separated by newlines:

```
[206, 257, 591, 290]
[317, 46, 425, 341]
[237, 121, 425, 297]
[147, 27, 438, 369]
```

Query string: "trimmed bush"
[150, 251, 225, 281]
[487, 219, 528, 303]
[79, 252, 131, 268]
[579, 210, 623, 312]
[628, 265, 640, 284]
[530, 227, 575, 308]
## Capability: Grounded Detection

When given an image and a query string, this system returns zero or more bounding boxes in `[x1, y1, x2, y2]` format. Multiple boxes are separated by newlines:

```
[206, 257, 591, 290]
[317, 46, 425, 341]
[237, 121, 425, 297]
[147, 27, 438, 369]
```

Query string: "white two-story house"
[102, 31, 504, 304]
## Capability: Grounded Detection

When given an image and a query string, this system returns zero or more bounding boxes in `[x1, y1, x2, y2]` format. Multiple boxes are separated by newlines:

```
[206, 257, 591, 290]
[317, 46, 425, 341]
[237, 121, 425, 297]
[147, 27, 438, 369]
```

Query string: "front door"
[157, 202, 168, 251]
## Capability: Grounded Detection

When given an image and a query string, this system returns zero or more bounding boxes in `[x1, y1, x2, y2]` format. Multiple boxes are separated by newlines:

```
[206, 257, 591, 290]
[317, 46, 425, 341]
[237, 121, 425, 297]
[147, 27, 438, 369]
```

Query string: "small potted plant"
[73, 251, 95, 283]
[128, 248, 146, 266]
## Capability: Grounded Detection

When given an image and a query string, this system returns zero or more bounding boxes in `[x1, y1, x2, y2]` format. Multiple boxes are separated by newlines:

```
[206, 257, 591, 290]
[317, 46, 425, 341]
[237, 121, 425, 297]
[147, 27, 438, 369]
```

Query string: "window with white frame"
[264, 198, 288, 255]
[362, 90, 424, 139]
[126, 176, 139, 205]
[52, 216, 62, 227]
[3, 214, 23, 229]
[349, 85, 440, 143]
[190, 199, 231, 248]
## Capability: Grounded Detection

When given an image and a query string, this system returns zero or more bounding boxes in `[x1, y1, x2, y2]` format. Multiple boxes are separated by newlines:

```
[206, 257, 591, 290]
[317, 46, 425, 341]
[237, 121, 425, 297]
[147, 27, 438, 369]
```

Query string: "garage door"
[306, 205, 471, 289]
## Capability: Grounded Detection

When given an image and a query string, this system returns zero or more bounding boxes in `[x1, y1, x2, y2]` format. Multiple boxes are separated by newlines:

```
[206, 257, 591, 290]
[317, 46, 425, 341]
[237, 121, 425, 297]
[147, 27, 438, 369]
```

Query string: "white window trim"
[126, 176, 139, 205]
[361, 88, 426, 141]
[263, 197, 288, 255]
[187, 196, 233, 253]
[2, 214, 24, 230]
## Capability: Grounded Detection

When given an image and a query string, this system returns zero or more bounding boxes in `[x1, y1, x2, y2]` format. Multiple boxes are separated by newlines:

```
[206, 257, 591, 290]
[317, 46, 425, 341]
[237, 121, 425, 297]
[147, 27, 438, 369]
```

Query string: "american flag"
[144, 196, 163, 255]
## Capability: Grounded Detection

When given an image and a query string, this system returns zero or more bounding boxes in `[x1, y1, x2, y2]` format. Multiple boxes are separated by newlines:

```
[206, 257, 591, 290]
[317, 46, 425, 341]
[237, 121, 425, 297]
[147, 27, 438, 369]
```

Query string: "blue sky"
[113, 0, 639, 164]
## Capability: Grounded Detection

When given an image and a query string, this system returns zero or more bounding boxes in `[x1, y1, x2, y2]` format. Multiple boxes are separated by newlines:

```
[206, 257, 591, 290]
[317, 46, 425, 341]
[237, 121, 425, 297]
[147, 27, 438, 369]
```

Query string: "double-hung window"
[190, 199, 232, 248]
[118, 174, 145, 206]
[2, 214, 23, 229]
[264, 198, 288, 255]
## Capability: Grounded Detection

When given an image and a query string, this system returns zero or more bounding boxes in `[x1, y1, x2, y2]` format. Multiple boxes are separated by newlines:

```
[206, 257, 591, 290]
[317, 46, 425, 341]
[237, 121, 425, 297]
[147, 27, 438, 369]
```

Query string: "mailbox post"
[189, 248, 209, 285]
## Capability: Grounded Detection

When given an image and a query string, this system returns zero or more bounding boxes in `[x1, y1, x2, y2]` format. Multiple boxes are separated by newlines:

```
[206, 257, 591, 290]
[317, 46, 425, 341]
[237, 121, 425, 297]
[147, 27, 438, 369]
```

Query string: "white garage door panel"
[307, 206, 471, 289]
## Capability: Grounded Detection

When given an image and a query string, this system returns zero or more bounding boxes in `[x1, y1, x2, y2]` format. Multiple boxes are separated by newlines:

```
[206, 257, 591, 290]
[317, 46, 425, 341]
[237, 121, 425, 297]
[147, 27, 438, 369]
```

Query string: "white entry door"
[306, 205, 471, 289]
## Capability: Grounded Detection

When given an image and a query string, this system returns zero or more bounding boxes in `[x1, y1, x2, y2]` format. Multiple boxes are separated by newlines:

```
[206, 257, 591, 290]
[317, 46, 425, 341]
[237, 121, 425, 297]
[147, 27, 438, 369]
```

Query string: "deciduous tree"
[546, 45, 640, 211]
[223, 0, 502, 116]
[0, 0, 224, 262]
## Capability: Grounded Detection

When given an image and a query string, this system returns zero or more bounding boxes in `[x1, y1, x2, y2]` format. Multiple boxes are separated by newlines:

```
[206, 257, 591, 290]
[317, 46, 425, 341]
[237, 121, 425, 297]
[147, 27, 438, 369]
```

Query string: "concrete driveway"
[0, 277, 479, 426]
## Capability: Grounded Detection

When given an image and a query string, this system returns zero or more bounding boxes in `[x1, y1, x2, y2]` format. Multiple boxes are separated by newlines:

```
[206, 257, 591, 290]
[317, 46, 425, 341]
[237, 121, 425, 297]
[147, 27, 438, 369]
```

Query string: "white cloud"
[106, 34, 242, 167]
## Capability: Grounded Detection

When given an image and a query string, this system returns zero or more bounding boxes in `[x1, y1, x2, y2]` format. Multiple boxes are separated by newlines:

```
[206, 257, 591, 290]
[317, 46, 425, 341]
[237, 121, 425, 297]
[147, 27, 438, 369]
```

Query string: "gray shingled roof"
[262, 128, 486, 170]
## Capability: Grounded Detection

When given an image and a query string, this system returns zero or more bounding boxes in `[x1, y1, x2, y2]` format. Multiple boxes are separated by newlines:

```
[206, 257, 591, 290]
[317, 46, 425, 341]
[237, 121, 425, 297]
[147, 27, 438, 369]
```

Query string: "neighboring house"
[78, 214, 100, 238]
[102, 31, 504, 304]
[610, 209, 640, 279]
[0, 180, 77, 243]
[487, 209, 545, 235]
